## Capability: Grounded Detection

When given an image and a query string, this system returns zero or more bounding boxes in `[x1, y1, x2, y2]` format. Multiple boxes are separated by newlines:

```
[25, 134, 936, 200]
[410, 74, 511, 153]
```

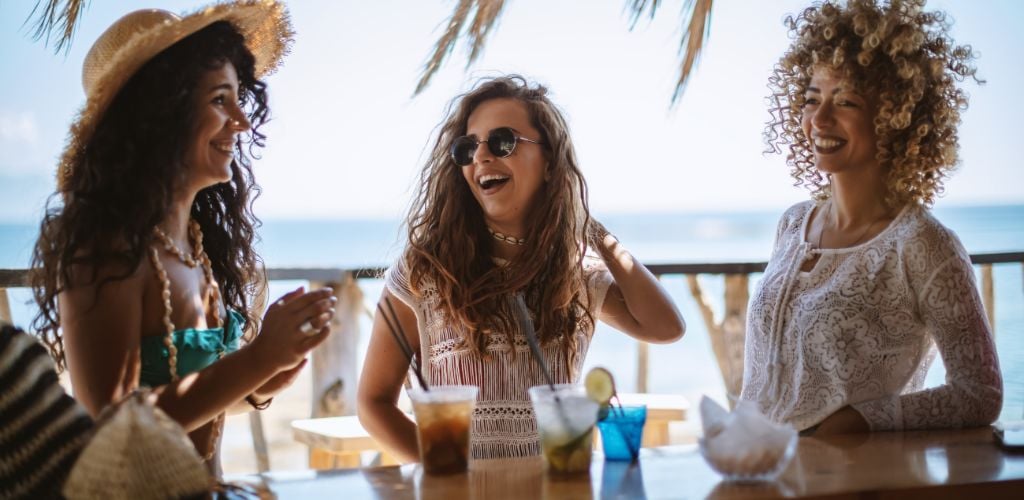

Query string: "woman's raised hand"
[587, 219, 615, 249]
[250, 286, 337, 371]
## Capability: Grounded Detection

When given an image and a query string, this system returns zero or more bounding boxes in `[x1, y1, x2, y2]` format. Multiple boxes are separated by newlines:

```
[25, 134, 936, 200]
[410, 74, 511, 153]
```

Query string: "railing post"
[249, 272, 272, 473]
[981, 264, 995, 335]
[635, 274, 663, 393]
[636, 341, 649, 393]
[248, 412, 270, 472]
[310, 273, 363, 418]
[0, 288, 11, 324]
[687, 273, 748, 409]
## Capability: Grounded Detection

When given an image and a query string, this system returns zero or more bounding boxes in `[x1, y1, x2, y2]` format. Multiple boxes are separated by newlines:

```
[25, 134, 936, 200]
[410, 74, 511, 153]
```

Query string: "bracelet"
[246, 394, 273, 411]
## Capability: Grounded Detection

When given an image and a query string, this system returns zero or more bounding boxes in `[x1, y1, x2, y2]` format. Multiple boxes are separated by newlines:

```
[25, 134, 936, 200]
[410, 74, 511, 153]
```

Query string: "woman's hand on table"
[813, 406, 870, 436]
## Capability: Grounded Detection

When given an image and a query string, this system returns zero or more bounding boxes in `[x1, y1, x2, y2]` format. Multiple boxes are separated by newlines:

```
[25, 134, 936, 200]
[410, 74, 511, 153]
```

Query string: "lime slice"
[584, 367, 616, 406]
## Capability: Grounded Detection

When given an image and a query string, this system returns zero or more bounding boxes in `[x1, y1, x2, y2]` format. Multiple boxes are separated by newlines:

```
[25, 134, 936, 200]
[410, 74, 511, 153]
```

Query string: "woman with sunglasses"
[742, 0, 1002, 435]
[358, 75, 684, 461]
[31, 3, 336, 473]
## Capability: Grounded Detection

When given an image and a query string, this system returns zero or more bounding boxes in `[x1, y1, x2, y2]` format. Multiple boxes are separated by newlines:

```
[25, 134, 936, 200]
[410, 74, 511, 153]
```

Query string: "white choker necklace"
[487, 227, 526, 246]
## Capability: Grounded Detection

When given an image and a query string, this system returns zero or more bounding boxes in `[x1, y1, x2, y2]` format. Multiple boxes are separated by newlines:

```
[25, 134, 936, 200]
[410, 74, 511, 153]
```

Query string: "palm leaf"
[626, 0, 660, 29]
[416, 0, 509, 95]
[671, 0, 714, 105]
[26, 0, 88, 53]
[466, 0, 505, 65]
[628, 0, 713, 105]
[417, 0, 713, 107]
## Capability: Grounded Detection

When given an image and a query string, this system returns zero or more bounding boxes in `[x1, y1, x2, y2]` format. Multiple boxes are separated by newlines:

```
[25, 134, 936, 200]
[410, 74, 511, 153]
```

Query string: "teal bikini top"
[138, 309, 244, 387]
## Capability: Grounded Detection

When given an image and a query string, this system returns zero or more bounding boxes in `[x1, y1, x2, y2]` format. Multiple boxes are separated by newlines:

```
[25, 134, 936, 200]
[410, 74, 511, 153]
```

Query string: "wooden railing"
[2, 250, 1022, 394]
[2, 251, 1021, 469]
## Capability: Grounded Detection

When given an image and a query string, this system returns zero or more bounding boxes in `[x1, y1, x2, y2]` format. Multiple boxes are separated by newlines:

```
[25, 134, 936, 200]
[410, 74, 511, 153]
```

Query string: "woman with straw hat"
[358, 75, 685, 462]
[30, 0, 336, 473]
[743, 0, 1002, 435]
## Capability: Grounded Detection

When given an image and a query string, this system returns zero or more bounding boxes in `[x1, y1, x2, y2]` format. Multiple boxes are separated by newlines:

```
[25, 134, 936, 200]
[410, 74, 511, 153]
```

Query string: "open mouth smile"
[813, 136, 846, 154]
[211, 140, 234, 156]
[477, 173, 511, 193]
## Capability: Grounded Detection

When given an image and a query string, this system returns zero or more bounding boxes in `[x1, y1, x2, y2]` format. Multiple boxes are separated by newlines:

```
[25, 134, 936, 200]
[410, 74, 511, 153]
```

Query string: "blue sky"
[1, 0, 1021, 222]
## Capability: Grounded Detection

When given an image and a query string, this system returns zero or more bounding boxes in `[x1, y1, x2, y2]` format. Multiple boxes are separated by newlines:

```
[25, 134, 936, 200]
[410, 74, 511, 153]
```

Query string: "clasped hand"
[249, 286, 337, 373]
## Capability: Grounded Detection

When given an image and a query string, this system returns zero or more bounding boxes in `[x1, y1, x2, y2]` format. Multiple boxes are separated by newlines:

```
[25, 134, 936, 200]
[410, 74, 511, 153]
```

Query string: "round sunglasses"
[449, 127, 544, 167]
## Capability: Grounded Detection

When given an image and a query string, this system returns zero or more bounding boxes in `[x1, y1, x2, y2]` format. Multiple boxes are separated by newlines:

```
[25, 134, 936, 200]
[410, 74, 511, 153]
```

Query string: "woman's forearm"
[359, 399, 420, 463]
[593, 229, 685, 343]
[150, 345, 281, 431]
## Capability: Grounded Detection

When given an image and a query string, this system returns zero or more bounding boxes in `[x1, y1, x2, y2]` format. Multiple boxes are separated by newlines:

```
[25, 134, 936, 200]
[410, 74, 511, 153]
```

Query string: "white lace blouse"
[741, 200, 1002, 432]
[385, 256, 613, 458]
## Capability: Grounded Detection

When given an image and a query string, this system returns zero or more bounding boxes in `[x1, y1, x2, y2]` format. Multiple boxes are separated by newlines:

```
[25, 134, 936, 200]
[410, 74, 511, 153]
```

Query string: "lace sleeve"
[583, 256, 614, 316]
[383, 257, 418, 310]
[852, 251, 1003, 431]
[770, 207, 791, 254]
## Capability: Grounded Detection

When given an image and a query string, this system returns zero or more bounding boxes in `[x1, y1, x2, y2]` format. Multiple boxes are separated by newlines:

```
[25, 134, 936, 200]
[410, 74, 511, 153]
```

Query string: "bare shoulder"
[60, 247, 149, 342]
[60, 251, 149, 414]
[62, 250, 148, 305]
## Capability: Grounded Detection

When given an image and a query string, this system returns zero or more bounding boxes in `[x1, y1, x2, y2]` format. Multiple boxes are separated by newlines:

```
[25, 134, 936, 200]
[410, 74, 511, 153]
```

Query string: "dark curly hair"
[31, 21, 268, 371]
[764, 0, 980, 207]
[403, 75, 596, 376]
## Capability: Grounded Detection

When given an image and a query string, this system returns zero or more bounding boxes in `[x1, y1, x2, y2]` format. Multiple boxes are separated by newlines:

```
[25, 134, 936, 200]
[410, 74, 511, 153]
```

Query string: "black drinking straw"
[378, 297, 429, 391]
[514, 293, 557, 394]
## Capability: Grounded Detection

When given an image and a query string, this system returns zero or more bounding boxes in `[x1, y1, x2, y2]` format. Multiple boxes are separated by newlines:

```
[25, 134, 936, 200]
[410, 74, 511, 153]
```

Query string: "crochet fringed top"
[385, 256, 613, 459]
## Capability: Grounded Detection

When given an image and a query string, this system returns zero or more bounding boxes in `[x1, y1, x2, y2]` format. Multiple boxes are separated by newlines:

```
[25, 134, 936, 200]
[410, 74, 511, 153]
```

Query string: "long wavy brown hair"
[403, 75, 596, 373]
[764, 0, 980, 207]
[31, 21, 267, 371]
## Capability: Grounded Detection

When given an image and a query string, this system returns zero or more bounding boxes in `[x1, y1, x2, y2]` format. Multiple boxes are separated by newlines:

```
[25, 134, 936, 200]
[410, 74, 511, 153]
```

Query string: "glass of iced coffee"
[410, 385, 478, 474]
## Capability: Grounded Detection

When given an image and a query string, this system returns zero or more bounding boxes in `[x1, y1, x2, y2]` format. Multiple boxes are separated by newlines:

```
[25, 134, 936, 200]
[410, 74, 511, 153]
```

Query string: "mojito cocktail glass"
[528, 384, 599, 474]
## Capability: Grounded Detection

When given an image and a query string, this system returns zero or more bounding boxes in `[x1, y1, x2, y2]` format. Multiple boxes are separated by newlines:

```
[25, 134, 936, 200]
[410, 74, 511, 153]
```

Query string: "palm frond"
[26, 0, 88, 54]
[625, 0, 660, 29]
[416, 0, 509, 96]
[415, 0, 714, 109]
[671, 0, 713, 105]
[465, 0, 505, 66]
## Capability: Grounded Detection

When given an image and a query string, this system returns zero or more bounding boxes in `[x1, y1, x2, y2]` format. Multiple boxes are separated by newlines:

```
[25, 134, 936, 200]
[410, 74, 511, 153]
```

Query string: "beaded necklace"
[149, 219, 224, 462]
[487, 227, 526, 246]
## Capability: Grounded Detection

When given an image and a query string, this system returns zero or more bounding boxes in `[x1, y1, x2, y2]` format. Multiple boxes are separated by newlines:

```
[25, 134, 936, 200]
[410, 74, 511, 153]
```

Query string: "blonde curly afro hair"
[764, 0, 980, 207]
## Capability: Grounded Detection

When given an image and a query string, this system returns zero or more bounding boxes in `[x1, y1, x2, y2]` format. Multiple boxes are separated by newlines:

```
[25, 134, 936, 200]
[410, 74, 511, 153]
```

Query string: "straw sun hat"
[57, 0, 294, 193]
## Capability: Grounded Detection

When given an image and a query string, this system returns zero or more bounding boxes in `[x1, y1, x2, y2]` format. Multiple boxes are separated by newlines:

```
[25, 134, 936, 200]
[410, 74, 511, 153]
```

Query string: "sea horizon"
[2, 203, 1022, 423]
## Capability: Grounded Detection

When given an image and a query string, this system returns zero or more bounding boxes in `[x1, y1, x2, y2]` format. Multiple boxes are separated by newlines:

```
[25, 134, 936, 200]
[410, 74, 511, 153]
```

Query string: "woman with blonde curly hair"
[742, 0, 1002, 435]
[358, 75, 684, 461]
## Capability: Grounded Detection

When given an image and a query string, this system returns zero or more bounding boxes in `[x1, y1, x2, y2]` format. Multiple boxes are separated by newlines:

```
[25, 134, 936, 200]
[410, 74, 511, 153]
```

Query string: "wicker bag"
[62, 390, 211, 499]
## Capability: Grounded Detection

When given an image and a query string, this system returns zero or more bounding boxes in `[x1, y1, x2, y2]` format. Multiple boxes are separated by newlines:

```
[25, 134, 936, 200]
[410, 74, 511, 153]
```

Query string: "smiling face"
[461, 98, 548, 235]
[801, 68, 879, 176]
[183, 61, 251, 191]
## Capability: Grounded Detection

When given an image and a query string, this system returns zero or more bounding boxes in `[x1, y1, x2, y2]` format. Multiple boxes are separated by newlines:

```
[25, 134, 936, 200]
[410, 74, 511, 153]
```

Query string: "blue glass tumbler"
[597, 405, 646, 461]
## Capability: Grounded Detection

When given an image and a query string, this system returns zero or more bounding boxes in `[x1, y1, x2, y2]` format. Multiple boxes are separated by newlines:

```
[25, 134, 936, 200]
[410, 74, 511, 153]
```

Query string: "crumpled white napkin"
[699, 396, 796, 477]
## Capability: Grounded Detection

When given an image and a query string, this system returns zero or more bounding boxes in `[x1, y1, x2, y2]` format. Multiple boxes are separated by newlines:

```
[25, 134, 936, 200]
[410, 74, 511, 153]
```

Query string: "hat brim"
[57, 0, 294, 193]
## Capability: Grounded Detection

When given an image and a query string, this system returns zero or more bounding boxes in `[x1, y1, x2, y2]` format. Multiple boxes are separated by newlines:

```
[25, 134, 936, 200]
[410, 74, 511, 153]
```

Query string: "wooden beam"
[686, 273, 748, 408]
[2, 252, 1021, 288]
[636, 341, 649, 393]
[981, 264, 995, 335]
[248, 411, 271, 473]
[0, 288, 12, 324]
[310, 274, 364, 419]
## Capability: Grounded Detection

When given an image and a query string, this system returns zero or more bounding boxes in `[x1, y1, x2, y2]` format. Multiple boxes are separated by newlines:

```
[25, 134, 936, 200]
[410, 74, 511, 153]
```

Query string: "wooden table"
[251, 427, 1024, 498]
[292, 393, 688, 469]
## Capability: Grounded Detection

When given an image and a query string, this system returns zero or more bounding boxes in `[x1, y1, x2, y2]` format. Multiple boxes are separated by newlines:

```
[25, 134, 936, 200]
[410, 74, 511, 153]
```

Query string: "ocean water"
[2, 204, 1022, 420]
